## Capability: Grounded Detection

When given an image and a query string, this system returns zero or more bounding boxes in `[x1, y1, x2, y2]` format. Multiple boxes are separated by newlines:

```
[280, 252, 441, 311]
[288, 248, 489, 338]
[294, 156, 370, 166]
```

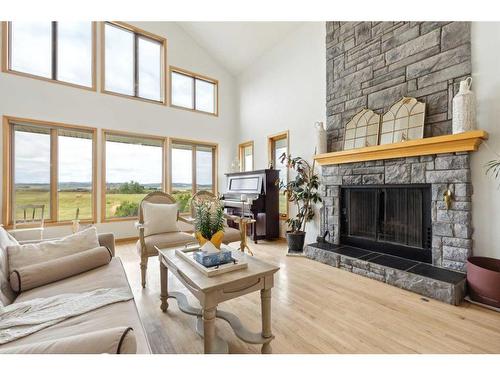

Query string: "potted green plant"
[279, 153, 321, 253]
[193, 199, 225, 249]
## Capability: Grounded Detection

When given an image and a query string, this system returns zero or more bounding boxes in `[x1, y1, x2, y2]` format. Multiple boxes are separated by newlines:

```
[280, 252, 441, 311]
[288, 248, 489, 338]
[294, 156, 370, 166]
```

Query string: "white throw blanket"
[0, 288, 133, 345]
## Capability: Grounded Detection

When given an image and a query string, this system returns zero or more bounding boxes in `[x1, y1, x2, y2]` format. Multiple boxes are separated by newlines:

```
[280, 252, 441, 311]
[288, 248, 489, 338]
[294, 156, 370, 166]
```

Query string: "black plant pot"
[286, 231, 306, 252]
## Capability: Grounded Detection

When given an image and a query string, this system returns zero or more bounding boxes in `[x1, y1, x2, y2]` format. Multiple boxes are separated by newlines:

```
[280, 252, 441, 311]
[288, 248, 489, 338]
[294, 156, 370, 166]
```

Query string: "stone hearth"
[305, 243, 466, 305]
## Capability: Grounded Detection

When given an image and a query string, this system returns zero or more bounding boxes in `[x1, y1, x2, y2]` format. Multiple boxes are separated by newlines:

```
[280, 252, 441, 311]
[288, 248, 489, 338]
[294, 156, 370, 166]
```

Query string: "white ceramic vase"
[452, 77, 476, 134]
[315, 122, 327, 154]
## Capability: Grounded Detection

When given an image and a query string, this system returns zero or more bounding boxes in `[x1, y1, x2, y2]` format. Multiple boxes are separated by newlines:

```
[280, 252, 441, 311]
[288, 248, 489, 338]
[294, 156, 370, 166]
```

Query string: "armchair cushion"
[7, 227, 100, 270]
[137, 232, 195, 256]
[10, 246, 112, 293]
[142, 202, 179, 237]
[222, 226, 241, 245]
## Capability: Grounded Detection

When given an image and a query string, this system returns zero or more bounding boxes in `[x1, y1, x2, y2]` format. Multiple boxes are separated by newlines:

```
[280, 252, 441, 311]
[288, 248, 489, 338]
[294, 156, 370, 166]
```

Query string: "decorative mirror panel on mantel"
[380, 97, 426, 145]
[343, 109, 380, 150]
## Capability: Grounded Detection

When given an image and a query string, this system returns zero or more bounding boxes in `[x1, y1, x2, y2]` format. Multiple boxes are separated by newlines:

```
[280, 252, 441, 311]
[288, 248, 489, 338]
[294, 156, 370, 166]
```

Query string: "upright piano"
[221, 169, 280, 242]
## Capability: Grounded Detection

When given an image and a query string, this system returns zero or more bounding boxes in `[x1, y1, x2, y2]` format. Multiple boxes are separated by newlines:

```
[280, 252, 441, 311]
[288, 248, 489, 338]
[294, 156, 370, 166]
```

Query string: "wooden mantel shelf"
[314, 130, 489, 166]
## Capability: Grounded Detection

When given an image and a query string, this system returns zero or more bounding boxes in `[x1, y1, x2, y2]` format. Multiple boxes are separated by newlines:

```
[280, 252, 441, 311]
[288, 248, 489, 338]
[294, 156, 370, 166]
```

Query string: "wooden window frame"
[2, 116, 97, 228]
[101, 129, 168, 223]
[169, 66, 219, 116]
[101, 22, 167, 105]
[168, 137, 218, 205]
[238, 140, 254, 172]
[1, 22, 97, 91]
[268, 130, 290, 220]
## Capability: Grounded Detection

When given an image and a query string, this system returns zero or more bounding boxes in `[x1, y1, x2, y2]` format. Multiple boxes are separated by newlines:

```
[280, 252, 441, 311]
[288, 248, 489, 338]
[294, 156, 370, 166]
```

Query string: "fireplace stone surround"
[305, 152, 473, 305]
[319, 152, 473, 272]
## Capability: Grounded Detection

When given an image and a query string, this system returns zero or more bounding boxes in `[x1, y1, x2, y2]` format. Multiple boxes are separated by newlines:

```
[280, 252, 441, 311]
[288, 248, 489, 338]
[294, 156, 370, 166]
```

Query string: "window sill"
[4, 219, 95, 230]
[101, 89, 166, 106]
[3, 69, 96, 92]
[100, 216, 138, 223]
[169, 103, 218, 117]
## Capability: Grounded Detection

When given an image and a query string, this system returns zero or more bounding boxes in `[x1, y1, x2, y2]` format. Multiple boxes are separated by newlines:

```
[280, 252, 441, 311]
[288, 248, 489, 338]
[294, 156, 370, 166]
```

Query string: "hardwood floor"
[117, 240, 500, 354]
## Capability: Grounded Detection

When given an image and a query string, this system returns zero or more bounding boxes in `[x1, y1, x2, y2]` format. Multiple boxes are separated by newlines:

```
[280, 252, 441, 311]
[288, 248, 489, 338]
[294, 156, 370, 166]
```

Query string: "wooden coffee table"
[157, 244, 279, 354]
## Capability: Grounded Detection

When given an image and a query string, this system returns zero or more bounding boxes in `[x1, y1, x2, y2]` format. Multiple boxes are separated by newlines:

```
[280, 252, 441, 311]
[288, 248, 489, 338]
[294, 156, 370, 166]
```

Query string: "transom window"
[103, 22, 165, 103]
[3, 21, 95, 88]
[170, 141, 217, 213]
[3, 117, 96, 225]
[238, 141, 254, 172]
[170, 67, 218, 115]
[103, 131, 164, 220]
[268, 131, 289, 218]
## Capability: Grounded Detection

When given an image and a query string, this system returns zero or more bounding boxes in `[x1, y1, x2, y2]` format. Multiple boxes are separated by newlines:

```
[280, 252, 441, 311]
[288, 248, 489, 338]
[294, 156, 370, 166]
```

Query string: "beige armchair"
[190, 190, 242, 245]
[136, 192, 195, 288]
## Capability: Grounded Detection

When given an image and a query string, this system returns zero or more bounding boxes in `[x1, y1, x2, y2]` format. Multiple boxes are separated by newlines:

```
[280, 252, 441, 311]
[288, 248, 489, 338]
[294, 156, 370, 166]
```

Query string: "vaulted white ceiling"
[177, 22, 303, 75]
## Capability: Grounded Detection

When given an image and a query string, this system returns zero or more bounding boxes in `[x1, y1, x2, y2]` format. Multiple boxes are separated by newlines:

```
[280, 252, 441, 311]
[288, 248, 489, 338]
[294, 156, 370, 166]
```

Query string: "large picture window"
[170, 67, 218, 115]
[103, 22, 165, 103]
[3, 22, 95, 89]
[103, 131, 164, 220]
[268, 131, 289, 218]
[3, 117, 96, 226]
[170, 140, 217, 213]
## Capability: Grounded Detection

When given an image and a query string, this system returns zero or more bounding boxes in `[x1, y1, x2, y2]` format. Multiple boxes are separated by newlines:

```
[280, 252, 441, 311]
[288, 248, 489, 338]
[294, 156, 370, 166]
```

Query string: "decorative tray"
[175, 245, 248, 277]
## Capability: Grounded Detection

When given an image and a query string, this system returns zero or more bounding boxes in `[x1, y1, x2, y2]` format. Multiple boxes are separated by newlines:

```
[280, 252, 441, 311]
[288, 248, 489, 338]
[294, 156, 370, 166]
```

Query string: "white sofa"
[0, 228, 151, 354]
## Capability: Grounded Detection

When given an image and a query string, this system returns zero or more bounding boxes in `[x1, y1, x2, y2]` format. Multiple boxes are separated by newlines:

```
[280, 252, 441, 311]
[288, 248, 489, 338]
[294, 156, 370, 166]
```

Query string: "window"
[170, 67, 218, 115]
[238, 141, 254, 172]
[268, 131, 289, 218]
[103, 131, 164, 220]
[103, 22, 165, 103]
[3, 117, 96, 226]
[3, 22, 95, 88]
[170, 141, 217, 213]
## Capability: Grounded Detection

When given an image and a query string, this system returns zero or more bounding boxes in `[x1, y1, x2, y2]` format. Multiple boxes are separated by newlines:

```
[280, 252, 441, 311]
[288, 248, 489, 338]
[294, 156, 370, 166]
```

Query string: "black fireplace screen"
[340, 185, 432, 263]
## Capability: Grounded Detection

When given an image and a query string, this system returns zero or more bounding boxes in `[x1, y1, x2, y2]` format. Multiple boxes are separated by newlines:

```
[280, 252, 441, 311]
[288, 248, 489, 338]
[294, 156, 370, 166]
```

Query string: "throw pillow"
[9, 246, 112, 293]
[142, 202, 179, 237]
[7, 226, 100, 270]
[0, 227, 19, 305]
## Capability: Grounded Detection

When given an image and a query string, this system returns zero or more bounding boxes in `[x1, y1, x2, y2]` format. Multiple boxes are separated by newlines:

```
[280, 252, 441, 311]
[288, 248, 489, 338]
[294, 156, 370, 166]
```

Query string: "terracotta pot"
[467, 256, 500, 308]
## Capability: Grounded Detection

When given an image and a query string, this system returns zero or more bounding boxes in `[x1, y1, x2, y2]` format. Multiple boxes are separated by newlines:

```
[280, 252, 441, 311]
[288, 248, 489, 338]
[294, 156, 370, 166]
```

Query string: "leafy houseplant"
[193, 199, 225, 249]
[279, 153, 321, 252]
[486, 159, 500, 183]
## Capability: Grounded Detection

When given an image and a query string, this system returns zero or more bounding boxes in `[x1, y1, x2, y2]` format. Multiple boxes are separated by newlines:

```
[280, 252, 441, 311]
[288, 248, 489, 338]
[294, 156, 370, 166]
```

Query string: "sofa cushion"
[0, 326, 136, 354]
[0, 258, 150, 353]
[142, 202, 179, 237]
[10, 246, 112, 293]
[7, 226, 100, 270]
[0, 227, 19, 306]
[138, 232, 195, 256]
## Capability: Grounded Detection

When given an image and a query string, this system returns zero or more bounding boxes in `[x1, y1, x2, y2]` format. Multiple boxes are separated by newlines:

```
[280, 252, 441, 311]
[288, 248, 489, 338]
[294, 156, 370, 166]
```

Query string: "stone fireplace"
[321, 153, 472, 272]
[304, 21, 483, 305]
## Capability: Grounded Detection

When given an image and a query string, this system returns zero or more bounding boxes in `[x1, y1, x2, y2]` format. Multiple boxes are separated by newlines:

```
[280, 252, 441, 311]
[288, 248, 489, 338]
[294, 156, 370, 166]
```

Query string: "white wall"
[0, 22, 237, 239]
[471, 22, 500, 259]
[237, 22, 326, 243]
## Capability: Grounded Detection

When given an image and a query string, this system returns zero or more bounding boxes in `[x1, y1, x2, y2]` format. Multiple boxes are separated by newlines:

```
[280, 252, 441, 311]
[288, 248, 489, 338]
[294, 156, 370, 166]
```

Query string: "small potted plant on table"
[279, 153, 321, 254]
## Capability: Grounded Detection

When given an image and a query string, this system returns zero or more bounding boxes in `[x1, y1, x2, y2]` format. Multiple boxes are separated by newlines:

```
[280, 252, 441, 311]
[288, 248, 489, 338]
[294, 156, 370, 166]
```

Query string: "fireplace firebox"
[340, 185, 432, 263]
